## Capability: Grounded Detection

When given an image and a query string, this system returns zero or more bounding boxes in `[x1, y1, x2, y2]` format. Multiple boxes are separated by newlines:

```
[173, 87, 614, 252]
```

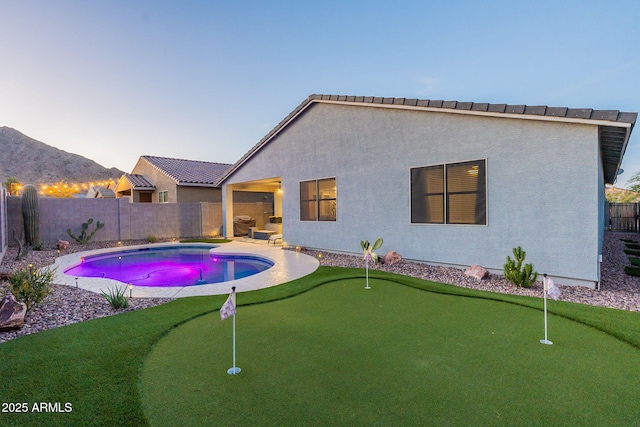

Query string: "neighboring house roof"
[95, 187, 115, 198]
[141, 155, 232, 187]
[122, 173, 155, 190]
[218, 94, 637, 185]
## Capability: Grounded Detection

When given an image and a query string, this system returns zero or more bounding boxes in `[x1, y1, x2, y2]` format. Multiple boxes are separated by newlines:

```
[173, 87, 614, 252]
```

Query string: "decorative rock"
[0, 268, 11, 281]
[57, 240, 70, 250]
[384, 251, 403, 265]
[464, 264, 489, 280]
[0, 294, 27, 332]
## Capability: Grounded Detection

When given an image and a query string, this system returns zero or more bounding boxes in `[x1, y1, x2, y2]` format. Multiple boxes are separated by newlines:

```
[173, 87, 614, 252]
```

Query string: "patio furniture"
[268, 234, 283, 246]
[233, 216, 256, 236]
[253, 230, 276, 240]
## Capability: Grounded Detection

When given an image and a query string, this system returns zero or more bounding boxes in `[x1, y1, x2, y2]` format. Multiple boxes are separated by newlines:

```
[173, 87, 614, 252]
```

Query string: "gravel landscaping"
[1, 232, 639, 343]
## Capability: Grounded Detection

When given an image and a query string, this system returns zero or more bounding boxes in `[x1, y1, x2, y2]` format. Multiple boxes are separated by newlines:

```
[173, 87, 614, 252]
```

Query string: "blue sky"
[1, 1, 638, 185]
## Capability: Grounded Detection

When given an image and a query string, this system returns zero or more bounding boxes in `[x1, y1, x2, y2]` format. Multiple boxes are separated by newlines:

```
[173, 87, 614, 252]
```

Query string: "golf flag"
[220, 291, 236, 320]
[544, 276, 561, 301]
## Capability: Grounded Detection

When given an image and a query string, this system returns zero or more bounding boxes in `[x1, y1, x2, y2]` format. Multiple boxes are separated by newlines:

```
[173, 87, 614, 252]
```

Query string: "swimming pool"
[64, 245, 274, 287]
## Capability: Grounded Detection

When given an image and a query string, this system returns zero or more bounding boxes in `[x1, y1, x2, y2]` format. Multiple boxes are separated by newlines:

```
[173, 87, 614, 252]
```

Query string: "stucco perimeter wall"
[7, 197, 224, 244]
[224, 103, 602, 286]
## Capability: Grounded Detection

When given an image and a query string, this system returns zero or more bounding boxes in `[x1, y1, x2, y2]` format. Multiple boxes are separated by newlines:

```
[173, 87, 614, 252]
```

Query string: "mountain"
[0, 126, 125, 186]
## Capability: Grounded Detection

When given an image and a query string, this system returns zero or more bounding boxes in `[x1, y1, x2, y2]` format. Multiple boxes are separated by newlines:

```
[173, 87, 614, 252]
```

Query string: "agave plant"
[360, 238, 383, 289]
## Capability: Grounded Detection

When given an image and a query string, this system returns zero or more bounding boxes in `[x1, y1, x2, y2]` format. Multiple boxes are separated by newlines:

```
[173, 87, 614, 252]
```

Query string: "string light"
[35, 179, 116, 196]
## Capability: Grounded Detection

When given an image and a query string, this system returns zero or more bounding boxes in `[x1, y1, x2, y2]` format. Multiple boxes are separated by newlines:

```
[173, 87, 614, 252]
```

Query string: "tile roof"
[95, 187, 115, 198]
[141, 155, 232, 187]
[219, 94, 637, 185]
[123, 173, 155, 190]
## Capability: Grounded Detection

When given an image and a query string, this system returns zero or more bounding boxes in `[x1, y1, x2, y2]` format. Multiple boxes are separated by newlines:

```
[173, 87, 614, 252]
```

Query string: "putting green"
[140, 279, 640, 426]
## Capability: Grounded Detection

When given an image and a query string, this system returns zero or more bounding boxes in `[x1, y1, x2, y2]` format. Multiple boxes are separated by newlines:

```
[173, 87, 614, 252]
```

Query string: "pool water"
[64, 246, 274, 287]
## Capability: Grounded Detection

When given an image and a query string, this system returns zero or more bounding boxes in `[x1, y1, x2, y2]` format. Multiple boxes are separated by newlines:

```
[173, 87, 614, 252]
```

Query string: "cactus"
[503, 246, 538, 288]
[21, 184, 39, 246]
[67, 218, 105, 244]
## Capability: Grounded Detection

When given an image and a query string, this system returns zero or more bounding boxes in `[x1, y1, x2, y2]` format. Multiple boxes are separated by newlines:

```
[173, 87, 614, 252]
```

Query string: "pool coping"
[52, 242, 320, 298]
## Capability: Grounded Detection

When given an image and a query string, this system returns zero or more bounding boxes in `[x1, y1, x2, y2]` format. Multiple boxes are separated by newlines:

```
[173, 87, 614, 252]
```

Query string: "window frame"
[299, 177, 337, 222]
[410, 159, 487, 226]
[158, 190, 169, 203]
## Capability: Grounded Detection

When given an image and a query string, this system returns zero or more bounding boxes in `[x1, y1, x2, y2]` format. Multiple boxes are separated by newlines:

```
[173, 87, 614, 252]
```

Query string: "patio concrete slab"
[52, 242, 319, 299]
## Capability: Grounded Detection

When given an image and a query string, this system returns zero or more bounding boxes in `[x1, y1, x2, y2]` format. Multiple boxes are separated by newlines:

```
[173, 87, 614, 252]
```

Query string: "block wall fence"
[5, 196, 272, 246]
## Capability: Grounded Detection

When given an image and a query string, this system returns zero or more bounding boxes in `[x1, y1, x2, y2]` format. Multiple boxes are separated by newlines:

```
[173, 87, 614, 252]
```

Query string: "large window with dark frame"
[300, 178, 337, 221]
[411, 159, 486, 225]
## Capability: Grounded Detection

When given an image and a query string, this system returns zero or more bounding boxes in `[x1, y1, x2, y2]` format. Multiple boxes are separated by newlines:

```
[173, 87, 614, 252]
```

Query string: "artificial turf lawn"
[141, 278, 640, 426]
[1, 267, 640, 426]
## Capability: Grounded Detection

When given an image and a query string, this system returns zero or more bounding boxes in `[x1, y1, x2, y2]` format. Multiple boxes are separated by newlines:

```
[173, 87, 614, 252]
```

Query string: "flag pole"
[227, 286, 241, 374]
[540, 274, 553, 345]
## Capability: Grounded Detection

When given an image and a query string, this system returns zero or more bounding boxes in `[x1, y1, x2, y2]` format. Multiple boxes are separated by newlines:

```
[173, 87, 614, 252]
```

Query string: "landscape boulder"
[464, 264, 489, 280]
[383, 251, 403, 265]
[0, 294, 27, 332]
[57, 240, 70, 250]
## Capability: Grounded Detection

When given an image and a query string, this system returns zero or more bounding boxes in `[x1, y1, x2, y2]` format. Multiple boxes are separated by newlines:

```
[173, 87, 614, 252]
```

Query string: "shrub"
[630, 257, 640, 267]
[503, 246, 538, 288]
[101, 286, 129, 309]
[625, 266, 640, 277]
[8, 266, 54, 310]
[147, 235, 158, 243]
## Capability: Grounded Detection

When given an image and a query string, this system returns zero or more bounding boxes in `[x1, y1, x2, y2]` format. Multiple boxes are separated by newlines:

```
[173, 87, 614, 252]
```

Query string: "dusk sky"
[1, 1, 638, 185]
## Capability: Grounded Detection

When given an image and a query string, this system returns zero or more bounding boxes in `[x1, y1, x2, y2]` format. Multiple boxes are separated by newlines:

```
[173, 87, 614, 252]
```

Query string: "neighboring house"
[218, 94, 637, 288]
[115, 174, 156, 202]
[86, 185, 116, 199]
[115, 155, 232, 203]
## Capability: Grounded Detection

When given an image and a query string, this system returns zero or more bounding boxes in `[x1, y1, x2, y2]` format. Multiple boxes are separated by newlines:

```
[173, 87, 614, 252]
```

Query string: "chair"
[268, 234, 283, 246]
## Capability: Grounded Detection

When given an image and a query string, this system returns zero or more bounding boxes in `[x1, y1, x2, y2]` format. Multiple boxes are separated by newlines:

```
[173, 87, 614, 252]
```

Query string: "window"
[411, 159, 486, 225]
[300, 178, 336, 221]
[158, 191, 169, 203]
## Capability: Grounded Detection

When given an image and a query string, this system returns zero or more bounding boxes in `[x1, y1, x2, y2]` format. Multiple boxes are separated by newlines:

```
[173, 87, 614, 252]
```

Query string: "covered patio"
[222, 176, 283, 242]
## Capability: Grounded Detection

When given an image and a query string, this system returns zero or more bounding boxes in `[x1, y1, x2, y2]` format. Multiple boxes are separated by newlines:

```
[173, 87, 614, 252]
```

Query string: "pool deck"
[52, 241, 319, 298]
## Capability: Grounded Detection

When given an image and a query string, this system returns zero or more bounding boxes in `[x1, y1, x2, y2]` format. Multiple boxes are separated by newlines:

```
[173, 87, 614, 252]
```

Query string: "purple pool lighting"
[64, 245, 274, 287]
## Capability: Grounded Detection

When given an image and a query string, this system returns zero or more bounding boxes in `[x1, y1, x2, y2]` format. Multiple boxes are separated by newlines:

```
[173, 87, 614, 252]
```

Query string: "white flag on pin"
[544, 276, 561, 301]
[220, 291, 236, 320]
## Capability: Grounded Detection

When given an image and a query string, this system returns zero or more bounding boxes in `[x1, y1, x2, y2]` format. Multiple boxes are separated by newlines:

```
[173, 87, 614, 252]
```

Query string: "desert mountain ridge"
[0, 126, 125, 186]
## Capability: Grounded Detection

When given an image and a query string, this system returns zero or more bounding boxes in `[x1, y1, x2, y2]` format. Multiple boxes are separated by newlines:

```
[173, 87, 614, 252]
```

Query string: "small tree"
[41, 180, 81, 198]
[626, 170, 640, 193]
[3, 177, 21, 195]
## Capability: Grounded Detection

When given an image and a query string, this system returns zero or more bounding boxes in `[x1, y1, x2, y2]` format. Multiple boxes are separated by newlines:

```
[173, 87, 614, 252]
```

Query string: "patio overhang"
[222, 177, 283, 239]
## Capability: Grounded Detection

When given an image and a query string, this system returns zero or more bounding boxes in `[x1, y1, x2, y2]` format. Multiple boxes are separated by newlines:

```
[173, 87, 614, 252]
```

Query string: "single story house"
[218, 94, 637, 288]
[86, 184, 116, 199]
[115, 155, 232, 203]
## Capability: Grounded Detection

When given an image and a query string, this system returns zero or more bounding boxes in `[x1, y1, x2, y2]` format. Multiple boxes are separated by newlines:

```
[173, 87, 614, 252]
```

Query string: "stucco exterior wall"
[224, 103, 602, 286]
[176, 186, 222, 203]
[132, 160, 178, 202]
